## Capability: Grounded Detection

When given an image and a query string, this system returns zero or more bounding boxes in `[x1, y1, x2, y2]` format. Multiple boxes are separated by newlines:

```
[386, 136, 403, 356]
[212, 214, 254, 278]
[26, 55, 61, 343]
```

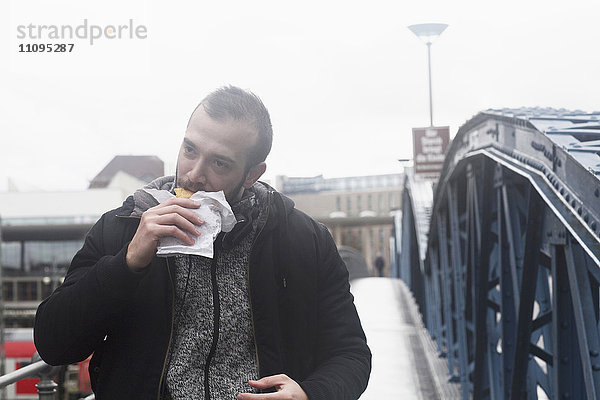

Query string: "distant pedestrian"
[375, 256, 385, 277]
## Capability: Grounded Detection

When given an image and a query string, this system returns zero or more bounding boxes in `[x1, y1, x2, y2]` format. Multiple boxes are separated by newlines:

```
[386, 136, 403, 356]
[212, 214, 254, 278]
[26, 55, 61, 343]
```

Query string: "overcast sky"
[1, 0, 599, 192]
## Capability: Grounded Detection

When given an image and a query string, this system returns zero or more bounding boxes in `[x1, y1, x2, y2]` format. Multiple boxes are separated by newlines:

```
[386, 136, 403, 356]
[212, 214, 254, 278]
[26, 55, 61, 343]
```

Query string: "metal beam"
[565, 238, 600, 398]
[509, 192, 545, 399]
[447, 184, 470, 398]
[472, 160, 495, 398]
[437, 213, 457, 378]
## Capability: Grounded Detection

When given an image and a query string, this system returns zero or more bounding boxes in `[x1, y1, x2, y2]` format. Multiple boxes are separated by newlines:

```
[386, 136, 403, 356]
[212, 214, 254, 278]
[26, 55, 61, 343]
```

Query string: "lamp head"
[408, 23, 448, 44]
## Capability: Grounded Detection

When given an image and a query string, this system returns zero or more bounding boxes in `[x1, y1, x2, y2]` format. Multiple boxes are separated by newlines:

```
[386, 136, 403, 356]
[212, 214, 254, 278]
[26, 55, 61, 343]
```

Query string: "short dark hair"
[195, 85, 273, 169]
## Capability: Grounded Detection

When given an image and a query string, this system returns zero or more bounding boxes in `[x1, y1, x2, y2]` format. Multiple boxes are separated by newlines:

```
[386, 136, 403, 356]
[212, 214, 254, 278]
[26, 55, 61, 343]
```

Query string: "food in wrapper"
[174, 187, 195, 199]
[144, 189, 237, 258]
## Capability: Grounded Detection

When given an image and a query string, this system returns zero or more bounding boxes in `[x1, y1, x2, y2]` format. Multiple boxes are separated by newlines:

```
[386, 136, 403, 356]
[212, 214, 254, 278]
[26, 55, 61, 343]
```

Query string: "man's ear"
[243, 162, 267, 189]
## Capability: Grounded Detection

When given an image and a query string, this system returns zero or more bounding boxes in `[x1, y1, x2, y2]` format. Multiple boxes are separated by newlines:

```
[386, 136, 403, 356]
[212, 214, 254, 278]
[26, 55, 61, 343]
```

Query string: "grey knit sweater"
[165, 190, 264, 399]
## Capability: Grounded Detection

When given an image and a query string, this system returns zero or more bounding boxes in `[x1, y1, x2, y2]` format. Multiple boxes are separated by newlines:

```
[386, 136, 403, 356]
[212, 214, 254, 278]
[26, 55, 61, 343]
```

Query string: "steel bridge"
[397, 108, 600, 399]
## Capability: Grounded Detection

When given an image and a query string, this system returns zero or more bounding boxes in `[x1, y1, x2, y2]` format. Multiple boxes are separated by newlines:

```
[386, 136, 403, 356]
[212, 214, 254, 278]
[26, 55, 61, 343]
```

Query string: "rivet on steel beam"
[593, 364, 600, 371]
[561, 356, 569, 364]
[562, 392, 570, 399]
[590, 350, 599, 357]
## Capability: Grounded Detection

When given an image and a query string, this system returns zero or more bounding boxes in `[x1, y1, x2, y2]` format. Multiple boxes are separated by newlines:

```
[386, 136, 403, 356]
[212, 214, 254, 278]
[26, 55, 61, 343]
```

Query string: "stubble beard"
[177, 173, 247, 204]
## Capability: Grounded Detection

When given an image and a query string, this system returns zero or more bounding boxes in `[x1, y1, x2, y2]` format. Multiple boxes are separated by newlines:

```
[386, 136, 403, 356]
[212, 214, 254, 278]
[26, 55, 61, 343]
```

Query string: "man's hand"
[126, 197, 203, 271]
[237, 374, 308, 400]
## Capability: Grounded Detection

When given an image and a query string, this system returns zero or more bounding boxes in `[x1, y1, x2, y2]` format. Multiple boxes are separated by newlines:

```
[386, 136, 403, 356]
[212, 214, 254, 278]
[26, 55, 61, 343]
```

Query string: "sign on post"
[412, 126, 450, 179]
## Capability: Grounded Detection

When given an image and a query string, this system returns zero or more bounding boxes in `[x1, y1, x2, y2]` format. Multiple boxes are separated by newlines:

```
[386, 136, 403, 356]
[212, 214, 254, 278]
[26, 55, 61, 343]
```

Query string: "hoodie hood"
[251, 181, 296, 232]
[128, 175, 177, 217]
[124, 176, 296, 222]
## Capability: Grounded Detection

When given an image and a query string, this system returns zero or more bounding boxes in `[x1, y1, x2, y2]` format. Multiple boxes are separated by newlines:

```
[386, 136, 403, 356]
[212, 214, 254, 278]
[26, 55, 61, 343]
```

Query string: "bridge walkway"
[351, 277, 461, 399]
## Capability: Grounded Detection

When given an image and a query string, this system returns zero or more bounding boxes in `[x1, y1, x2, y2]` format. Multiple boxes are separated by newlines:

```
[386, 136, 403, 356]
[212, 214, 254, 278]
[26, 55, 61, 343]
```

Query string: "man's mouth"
[177, 179, 205, 193]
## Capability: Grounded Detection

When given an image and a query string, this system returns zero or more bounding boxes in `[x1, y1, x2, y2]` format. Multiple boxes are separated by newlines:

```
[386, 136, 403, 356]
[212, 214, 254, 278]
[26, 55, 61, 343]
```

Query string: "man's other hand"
[126, 197, 203, 271]
[237, 374, 308, 400]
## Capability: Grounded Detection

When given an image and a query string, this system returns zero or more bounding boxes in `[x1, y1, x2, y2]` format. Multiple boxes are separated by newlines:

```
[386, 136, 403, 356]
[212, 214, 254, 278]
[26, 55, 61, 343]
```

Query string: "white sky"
[1, 0, 599, 191]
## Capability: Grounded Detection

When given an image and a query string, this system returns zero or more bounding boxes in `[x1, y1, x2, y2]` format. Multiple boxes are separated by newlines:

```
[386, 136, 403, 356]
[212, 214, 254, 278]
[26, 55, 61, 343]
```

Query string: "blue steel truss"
[399, 108, 600, 399]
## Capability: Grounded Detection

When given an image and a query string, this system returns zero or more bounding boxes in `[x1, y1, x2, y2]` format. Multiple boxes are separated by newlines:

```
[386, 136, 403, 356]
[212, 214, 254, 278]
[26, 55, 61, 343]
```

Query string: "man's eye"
[215, 160, 230, 169]
[184, 145, 195, 154]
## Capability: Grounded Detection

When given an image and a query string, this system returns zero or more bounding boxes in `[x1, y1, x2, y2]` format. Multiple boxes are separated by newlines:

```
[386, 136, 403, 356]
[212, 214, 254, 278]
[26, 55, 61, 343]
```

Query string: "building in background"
[277, 174, 403, 277]
[89, 155, 165, 197]
[0, 156, 164, 328]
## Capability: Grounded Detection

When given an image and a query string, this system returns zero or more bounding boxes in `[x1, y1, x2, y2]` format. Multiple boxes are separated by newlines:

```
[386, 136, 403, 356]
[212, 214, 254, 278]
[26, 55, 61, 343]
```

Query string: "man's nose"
[189, 161, 208, 184]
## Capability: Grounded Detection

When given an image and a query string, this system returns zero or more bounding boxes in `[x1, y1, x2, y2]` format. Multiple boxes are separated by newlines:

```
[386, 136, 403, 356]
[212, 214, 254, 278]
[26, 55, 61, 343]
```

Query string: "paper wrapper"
[144, 189, 237, 258]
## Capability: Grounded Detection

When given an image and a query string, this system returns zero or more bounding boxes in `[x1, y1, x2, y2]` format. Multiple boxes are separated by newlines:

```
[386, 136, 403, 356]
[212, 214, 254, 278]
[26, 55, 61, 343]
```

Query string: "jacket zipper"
[246, 190, 272, 381]
[157, 258, 176, 400]
[204, 247, 221, 400]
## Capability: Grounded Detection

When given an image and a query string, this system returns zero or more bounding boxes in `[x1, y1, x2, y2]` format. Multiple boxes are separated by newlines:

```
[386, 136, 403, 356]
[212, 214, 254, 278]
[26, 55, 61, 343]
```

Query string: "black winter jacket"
[34, 183, 371, 399]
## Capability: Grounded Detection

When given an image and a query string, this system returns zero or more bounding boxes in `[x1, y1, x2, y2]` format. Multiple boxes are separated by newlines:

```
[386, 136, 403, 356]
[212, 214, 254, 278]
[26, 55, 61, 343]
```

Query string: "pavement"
[350, 277, 461, 399]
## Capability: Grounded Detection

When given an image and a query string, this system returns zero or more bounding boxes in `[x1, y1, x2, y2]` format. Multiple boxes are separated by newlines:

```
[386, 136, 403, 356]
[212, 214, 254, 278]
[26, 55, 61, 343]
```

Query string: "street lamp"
[408, 23, 448, 127]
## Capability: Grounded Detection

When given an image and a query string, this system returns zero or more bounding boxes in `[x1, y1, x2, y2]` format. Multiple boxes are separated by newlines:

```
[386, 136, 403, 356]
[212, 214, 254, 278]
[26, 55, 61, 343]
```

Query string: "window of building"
[336, 196, 341, 211]
[41, 280, 54, 300]
[357, 229, 363, 253]
[17, 281, 38, 301]
[3, 281, 14, 301]
[1, 242, 22, 270]
[24, 240, 83, 272]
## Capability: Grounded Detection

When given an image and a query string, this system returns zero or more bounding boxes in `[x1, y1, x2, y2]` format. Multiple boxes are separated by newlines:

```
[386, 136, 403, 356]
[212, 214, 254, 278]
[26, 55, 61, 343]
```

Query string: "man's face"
[176, 107, 260, 203]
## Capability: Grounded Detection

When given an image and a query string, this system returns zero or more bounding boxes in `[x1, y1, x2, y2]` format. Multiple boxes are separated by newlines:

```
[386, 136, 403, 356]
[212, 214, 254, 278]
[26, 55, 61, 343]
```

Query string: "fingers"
[125, 197, 204, 271]
[154, 213, 201, 241]
[155, 199, 203, 224]
[248, 374, 288, 389]
[157, 196, 201, 210]
[151, 221, 196, 245]
[237, 375, 308, 400]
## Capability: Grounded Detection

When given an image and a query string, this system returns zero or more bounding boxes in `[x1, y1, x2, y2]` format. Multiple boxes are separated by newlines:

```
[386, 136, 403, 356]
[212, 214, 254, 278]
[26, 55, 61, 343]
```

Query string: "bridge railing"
[399, 109, 600, 399]
[0, 352, 95, 400]
[0, 353, 58, 399]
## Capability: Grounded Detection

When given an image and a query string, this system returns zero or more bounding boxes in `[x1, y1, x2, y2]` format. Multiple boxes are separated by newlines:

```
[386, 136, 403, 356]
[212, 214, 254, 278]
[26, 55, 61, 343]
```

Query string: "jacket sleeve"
[299, 223, 372, 400]
[34, 210, 147, 366]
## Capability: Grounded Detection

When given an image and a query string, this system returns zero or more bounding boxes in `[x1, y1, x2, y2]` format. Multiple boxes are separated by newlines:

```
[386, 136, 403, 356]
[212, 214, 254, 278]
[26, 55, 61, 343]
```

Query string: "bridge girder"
[400, 110, 600, 399]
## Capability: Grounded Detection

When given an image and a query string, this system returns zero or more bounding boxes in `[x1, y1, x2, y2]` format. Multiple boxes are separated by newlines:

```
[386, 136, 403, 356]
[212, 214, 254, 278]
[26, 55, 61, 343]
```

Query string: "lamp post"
[408, 23, 448, 127]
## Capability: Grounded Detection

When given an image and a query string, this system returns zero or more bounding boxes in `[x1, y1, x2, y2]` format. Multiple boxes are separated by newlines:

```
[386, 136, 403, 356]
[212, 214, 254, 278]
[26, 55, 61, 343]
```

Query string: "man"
[35, 86, 371, 399]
